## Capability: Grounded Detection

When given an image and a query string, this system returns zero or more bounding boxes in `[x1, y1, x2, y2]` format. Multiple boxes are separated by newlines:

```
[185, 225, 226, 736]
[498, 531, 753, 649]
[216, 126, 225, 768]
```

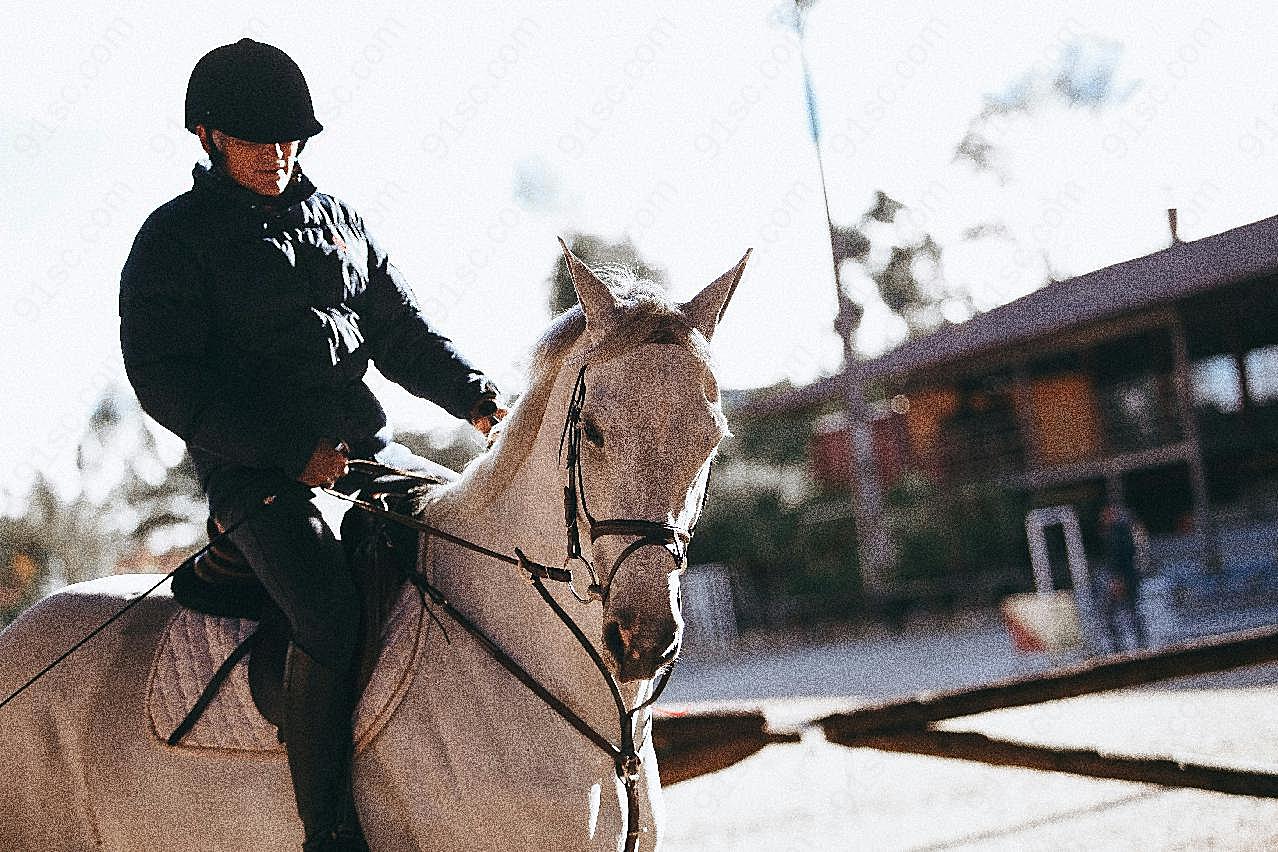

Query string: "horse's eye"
[583, 419, 604, 447]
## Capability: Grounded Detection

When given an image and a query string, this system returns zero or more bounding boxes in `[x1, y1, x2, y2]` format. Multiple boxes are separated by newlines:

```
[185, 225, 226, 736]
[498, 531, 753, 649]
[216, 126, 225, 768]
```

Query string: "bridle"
[559, 363, 692, 605]
[327, 358, 713, 852]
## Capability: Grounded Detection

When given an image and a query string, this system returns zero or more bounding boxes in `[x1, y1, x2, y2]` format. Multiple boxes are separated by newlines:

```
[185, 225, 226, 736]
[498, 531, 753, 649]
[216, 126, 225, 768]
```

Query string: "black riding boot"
[282, 643, 369, 852]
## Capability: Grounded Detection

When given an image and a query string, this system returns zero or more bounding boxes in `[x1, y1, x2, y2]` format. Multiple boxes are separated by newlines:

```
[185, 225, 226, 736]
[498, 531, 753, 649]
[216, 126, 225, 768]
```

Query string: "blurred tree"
[688, 462, 805, 627]
[948, 34, 1136, 295]
[1, 390, 207, 626]
[545, 233, 668, 316]
[76, 390, 204, 565]
[1, 476, 58, 623]
[953, 34, 1134, 184]
[948, 479, 1032, 584]
[0, 472, 124, 626]
[883, 472, 951, 588]
[730, 404, 812, 466]
[880, 471, 1033, 608]
[684, 391, 870, 625]
[831, 191, 977, 346]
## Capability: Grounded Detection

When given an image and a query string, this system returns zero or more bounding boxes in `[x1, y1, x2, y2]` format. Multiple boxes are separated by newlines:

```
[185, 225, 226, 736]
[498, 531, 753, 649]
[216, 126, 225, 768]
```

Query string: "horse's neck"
[421, 358, 642, 711]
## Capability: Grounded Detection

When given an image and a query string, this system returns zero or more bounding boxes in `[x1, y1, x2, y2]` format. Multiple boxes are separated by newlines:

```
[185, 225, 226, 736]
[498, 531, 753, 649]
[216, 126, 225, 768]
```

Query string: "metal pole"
[791, 1, 893, 597]
[792, 2, 857, 365]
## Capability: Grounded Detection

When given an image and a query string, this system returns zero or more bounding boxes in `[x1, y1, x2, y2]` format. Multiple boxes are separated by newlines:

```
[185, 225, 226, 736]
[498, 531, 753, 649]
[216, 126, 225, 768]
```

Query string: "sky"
[4, 1, 1277, 502]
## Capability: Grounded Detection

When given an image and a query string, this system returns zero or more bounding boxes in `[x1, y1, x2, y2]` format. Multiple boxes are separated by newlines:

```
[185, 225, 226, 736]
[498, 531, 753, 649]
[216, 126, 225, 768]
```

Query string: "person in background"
[1099, 503, 1149, 652]
[119, 39, 504, 850]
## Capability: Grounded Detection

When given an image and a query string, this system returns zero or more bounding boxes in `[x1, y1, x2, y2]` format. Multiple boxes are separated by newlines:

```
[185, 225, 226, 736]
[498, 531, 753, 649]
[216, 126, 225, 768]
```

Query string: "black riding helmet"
[185, 38, 323, 143]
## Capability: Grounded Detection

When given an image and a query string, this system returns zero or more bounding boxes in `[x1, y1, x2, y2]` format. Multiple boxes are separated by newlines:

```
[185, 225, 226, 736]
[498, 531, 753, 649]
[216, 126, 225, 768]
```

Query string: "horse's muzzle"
[604, 613, 682, 682]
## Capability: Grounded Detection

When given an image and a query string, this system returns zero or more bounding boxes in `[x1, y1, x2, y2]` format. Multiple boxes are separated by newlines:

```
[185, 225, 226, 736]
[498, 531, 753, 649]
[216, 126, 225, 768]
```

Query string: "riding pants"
[203, 441, 456, 669]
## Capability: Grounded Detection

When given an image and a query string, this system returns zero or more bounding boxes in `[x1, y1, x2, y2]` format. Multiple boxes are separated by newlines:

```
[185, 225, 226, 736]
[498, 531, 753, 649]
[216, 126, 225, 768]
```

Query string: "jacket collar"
[192, 161, 317, 213]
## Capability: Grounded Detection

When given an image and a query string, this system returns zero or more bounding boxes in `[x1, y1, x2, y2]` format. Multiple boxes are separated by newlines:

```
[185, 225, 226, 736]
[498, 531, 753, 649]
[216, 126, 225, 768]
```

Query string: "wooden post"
[1168, 312, 1219, 570]
[651, 711, 800, 785]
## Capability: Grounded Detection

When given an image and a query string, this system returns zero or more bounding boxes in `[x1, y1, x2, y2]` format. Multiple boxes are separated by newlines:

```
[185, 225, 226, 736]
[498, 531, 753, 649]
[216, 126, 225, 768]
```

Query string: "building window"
[1094, 330, 1181, 452]
[1245, 344, 1278, 405]
[1100, 374, 1178, 452]
[940, 379, 1025, 482]
[1190, 354, 1244, 414]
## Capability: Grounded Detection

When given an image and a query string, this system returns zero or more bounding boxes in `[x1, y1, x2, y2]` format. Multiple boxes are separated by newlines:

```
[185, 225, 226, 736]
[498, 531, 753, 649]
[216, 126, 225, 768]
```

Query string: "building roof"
[742, 213, 1278, 416]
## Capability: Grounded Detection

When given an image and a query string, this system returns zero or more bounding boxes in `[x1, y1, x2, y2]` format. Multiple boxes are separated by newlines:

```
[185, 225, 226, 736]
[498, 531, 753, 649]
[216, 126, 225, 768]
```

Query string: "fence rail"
[818, 623, 1278, 737]
[654, 624, 1278, 794]
[652, 708, 799, 785]
[835, 728, 1278, 798]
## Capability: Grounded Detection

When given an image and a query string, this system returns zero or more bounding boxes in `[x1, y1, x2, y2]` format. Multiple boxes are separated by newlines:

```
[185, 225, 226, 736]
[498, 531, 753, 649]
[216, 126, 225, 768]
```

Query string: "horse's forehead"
[595, 346, 713, 401]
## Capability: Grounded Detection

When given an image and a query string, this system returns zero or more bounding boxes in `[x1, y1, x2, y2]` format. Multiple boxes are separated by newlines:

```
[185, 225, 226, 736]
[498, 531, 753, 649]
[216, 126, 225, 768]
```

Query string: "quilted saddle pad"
[146, 583, 423, 754]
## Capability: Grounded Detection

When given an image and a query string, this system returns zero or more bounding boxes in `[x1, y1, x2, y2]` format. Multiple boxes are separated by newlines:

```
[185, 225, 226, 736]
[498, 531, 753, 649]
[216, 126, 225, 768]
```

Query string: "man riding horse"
[119, 38, 504, 850]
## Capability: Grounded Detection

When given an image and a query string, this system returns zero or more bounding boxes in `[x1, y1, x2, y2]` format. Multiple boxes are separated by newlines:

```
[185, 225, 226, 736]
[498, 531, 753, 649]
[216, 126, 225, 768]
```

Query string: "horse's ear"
[682, 248, 752, 341]
[558, 237, 616, 340]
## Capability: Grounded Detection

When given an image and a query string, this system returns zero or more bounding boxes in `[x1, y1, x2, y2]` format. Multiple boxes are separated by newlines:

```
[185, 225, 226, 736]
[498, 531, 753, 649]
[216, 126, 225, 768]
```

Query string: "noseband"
[559, 364, 691, 603]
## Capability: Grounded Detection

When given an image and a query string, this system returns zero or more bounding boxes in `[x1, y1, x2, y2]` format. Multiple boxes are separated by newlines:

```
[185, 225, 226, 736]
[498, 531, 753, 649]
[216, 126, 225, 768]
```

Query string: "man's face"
[196, 125, 300, 196]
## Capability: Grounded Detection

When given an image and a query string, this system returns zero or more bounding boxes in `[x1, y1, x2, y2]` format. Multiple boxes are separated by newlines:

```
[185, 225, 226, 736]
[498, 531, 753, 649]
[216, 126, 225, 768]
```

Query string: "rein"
[328, 362, 701, 852]
[328, 486, 671, 852]
[0, 493, 279, 713]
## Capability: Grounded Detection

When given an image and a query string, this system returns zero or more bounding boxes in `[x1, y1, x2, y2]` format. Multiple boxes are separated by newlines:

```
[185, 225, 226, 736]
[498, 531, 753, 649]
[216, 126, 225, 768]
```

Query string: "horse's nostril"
[604, 621, 625, 665]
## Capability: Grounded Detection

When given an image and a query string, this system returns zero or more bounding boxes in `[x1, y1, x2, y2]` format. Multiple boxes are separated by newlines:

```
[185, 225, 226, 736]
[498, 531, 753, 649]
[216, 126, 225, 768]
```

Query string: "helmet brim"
[210, 116, 324, 144]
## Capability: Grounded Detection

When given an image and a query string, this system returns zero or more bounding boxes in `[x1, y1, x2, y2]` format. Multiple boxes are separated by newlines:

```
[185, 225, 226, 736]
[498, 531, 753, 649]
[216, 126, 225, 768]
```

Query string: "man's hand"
[298, 439, 349, 487]
[469, 396, 507, 439]
[471, 408, 508, 438]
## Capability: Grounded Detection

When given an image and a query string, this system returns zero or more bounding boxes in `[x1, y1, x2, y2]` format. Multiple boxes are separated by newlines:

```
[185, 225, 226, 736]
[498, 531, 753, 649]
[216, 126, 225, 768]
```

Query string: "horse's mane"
[430, 270, 705, 516]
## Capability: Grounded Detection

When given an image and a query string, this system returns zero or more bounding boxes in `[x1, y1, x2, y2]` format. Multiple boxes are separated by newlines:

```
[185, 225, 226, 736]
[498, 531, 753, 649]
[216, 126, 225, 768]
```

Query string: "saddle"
[159, 463, 443, 748]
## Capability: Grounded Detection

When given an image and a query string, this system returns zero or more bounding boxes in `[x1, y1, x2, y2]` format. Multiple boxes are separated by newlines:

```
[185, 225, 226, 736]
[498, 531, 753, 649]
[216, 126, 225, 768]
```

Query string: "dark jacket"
[120, 163, 495, 486]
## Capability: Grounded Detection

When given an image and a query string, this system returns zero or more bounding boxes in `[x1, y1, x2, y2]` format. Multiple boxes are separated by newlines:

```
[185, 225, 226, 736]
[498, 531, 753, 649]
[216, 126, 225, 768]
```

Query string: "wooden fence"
[653, 623, 1278, 796]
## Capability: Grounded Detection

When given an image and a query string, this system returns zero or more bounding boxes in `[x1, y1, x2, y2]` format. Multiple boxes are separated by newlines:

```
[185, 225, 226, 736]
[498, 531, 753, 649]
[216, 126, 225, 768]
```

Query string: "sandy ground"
[658, 612, 1278, 850]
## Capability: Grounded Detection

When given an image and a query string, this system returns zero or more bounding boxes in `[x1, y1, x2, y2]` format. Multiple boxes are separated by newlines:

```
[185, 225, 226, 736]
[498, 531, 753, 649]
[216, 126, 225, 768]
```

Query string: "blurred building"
[750, 213, 1278, 602]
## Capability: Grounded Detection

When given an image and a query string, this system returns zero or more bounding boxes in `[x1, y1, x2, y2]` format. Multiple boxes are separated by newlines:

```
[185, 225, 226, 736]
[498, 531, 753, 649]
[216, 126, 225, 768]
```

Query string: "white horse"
[0, 241, 750, 851]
